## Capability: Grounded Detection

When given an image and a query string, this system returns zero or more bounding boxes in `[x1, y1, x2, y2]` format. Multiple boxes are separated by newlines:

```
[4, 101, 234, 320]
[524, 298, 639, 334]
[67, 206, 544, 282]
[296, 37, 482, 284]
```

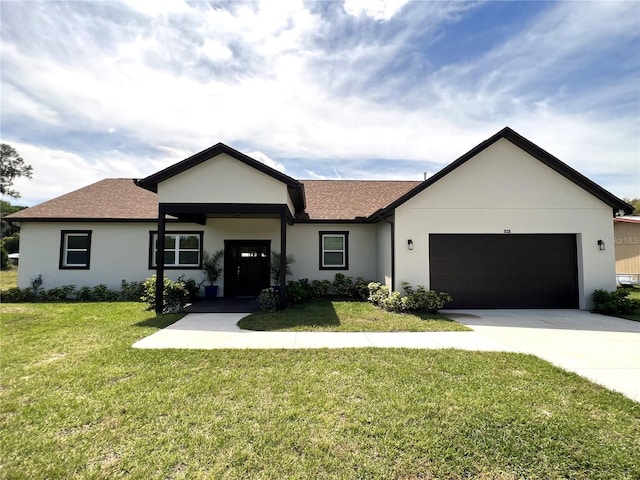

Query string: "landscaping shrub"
[368, 281, 452, 313]
[89, 283, 119, 301]
[75, 286, 94, 301]
[257, 287, 279, 312]
[177, 275, 203, 302]
[332, 273, 355, 297]
[0, 287, 34, 302]
[592, 289, 639, 315]
[118, 280, 146, 301]
[141, 275, 188, 313]
[286, 279, 314, 304]
[39, 285, 76, 301]
[311, 279, 331, 297]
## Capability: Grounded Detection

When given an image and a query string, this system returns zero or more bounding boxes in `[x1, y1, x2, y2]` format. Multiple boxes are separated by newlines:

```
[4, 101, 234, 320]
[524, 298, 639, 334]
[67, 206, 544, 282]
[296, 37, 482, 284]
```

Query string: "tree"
[0, 144, 33, 199]
[623, 197, 640, 216]
[0, 200, 27, 237]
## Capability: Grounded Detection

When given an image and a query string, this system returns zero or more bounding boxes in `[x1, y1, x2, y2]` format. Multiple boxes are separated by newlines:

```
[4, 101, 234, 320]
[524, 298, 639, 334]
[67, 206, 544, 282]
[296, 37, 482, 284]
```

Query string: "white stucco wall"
[16, 219, 381, 294]
[157, 153, 295, 215]
[17, 222, 209, 291]
[286, 223, 378, 282]
[394, 138, 616, 309]
[376, 220, 393, 289]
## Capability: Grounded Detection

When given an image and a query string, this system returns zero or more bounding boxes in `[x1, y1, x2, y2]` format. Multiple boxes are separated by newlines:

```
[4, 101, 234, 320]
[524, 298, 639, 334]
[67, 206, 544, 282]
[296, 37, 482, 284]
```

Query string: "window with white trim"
[319, 231, 349, 270]
[60, 230, 92, 269]
[150, 231, 203, 268]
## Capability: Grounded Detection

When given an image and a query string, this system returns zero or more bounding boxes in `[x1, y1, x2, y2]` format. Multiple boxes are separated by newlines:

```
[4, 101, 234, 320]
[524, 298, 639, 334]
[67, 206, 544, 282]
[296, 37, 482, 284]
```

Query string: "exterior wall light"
[597, 240, 605, 251]
[408, 239, 414, 250]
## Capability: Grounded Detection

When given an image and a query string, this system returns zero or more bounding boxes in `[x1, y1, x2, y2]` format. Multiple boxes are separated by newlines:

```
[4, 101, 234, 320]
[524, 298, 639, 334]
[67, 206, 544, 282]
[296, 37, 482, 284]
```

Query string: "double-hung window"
[149, 231, 203, 269]
[59, 230, 92, 269]
[319, 231, 349, 270]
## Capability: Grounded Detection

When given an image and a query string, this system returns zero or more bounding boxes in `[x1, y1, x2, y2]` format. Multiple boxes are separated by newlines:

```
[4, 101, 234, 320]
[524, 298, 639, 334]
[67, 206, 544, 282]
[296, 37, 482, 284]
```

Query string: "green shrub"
[592, 289, 639, 315]
[286, 279, 313, 304]
[353, 277, 370, 300]
[76, 286, 94, 301]
[39, 285, 76, 301]
[257, 287, 279, 312]
[141, 275, 188, 313]
[311, 279, 331, 297]
[119, 280, 146, 301]
[332, 273, 355, 297]
[91, 284, 119, 301]
[0, 287, 34, 302]
[367, 281, 452, 313]
[177, 275, 203, 302]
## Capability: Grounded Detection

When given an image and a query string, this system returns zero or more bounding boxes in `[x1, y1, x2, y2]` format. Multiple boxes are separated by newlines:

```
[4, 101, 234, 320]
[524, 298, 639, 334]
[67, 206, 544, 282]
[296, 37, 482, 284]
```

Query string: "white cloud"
[247, 151, 286, 173]
[343, 0, 411, 21]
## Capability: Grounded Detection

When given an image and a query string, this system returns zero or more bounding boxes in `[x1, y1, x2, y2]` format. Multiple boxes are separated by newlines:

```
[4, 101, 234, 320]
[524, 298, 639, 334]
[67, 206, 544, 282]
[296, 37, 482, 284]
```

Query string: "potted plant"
[202, 249, 224, 298]
[270, 251, 295, 293]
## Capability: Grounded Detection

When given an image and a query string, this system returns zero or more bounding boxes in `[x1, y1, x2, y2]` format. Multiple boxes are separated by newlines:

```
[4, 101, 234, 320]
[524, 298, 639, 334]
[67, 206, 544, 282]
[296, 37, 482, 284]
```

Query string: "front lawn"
[621, 287, 640, 321]
[0, 267, 18, 290]
[238, 298, 469, 331]
[1, 302, 639, 479]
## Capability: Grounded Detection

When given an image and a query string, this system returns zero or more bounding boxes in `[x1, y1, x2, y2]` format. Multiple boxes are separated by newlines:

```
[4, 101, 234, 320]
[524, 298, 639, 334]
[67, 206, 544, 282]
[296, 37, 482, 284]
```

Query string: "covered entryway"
[429, 234, 579, 308]
[224, 240, 271, 297]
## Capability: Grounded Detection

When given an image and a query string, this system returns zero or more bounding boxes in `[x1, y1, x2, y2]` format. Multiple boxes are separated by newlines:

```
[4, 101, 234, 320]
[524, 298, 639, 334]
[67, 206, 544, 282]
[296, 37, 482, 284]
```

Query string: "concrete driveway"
[446, 309, 640, 402]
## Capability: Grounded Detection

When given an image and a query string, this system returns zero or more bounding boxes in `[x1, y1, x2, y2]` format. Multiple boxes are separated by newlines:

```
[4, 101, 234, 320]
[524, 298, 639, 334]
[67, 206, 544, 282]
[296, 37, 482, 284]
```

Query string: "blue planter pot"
[204, 285, 218, 298]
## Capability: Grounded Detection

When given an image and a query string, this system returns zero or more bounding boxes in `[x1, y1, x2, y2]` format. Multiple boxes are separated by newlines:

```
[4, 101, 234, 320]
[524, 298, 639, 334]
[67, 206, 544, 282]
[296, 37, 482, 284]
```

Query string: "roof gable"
[136, 143, 306, 213]
[375, 127, 633, 218]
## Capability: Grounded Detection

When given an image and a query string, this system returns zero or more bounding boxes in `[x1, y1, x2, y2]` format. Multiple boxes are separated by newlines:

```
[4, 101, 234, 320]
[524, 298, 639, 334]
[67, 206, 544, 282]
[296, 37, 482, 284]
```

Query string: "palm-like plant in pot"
[270, 250, 295, 291]
[202, 249, 224, 298]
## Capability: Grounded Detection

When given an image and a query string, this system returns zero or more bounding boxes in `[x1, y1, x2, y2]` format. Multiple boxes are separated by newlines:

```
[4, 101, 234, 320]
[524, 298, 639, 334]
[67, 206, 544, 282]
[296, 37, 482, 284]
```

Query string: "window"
[319, 231, 349, 270]
[60, 230, 92, 269]
[149, 231, 203, 268]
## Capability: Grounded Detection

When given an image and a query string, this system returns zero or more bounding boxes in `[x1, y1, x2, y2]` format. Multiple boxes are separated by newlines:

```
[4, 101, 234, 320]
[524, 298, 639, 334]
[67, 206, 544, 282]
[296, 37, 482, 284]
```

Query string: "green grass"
[239, 298, 469, 331]
[1, 303, 639, 479]
[618, 287, 640, 322]
[0, 268, 18, 290]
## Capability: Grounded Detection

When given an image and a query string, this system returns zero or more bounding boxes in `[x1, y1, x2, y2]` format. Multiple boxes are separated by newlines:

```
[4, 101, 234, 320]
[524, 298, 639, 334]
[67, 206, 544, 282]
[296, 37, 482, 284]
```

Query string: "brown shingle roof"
[7, 179, 158, 221]
[7, 178, 422, 222]
[300, 180, 422, 220]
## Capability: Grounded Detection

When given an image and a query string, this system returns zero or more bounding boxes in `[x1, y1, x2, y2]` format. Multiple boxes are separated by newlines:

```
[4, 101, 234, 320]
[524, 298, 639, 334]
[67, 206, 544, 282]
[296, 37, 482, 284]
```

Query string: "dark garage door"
[429, 234, 578, 308]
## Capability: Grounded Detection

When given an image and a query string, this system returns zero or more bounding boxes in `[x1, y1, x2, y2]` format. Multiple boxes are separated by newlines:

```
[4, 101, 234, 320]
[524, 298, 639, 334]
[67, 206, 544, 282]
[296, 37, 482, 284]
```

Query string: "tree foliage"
[623, 197, 640, 216]
[0, 144, 33, 199]
[0, 200, 27, 237]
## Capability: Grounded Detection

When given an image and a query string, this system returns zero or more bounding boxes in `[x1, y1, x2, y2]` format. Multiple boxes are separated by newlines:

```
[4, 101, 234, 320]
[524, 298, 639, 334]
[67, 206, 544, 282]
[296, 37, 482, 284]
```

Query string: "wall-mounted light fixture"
[597, 239, 605, 251]
[408, 239, 414, 250]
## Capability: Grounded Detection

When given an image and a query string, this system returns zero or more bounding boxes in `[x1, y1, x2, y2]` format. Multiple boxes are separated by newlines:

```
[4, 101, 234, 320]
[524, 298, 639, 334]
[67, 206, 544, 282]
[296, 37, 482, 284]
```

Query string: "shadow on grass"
[238, 298, 340, 331]
[134, 313, 185, 329]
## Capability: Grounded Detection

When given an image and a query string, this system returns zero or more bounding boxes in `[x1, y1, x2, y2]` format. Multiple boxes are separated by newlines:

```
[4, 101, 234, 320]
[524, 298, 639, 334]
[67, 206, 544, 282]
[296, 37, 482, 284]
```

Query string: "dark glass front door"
[224, 240, 271, 297]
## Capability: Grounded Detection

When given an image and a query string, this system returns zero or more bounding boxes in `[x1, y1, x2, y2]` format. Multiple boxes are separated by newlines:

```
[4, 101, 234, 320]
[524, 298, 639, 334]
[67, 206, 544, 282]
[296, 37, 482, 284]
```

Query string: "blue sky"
[1, 0, 639, 206]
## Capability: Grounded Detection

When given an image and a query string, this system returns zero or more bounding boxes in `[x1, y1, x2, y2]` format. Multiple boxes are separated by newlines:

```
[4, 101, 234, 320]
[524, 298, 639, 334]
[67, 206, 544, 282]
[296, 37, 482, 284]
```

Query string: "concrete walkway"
[132, 310, 640, 402]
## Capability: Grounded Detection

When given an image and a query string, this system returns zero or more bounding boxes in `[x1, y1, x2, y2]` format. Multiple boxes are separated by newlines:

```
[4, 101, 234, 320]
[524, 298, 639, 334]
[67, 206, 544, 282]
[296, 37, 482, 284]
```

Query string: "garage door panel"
[429, 234, 578, 308]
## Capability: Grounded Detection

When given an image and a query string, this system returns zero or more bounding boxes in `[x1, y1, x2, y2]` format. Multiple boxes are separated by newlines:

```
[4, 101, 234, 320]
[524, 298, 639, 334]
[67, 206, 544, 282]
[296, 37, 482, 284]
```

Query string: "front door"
[224, 240, 271, 297]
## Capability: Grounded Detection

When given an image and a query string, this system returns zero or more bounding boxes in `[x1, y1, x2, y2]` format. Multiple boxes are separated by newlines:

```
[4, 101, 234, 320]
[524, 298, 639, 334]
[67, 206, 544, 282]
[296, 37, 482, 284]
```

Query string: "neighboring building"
[7, 127, 632, 311]
[614, 216, 640, 286]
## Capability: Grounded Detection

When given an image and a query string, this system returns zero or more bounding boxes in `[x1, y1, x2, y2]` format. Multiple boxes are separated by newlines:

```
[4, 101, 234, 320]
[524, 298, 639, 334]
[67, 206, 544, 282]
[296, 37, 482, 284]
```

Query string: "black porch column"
[155, 206, 167, 314]
[279, 209, 287, 306]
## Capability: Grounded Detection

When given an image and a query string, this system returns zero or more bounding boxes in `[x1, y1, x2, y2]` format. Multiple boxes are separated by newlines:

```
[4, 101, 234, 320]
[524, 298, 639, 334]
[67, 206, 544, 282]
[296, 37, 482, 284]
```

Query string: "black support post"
[279, 209, 287, 307]
[155, 206, 166, 314]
